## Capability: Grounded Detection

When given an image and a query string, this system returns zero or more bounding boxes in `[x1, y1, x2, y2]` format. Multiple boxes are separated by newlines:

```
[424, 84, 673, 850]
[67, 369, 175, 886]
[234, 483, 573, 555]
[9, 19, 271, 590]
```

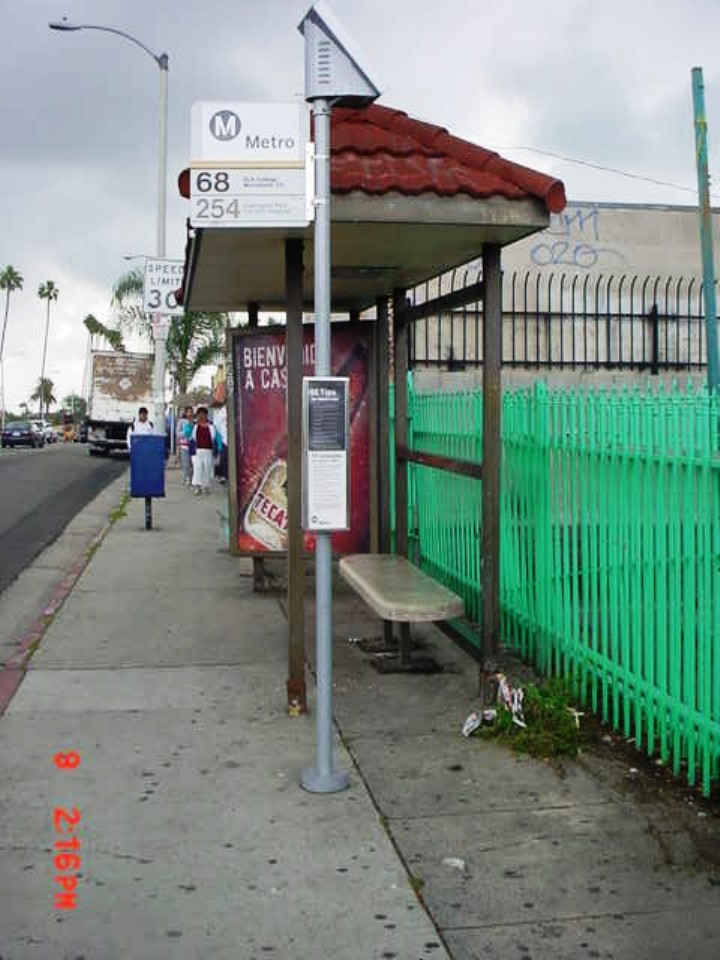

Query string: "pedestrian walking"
[191, 406, 216, 495]
[126, 406, 154, 451]
[176, 405, 194, 485]
[212, 401, 228, 484]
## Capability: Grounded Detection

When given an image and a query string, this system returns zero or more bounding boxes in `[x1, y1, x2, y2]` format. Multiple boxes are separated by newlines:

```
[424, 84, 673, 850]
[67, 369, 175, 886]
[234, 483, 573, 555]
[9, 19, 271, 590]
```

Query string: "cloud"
[2, 0, 720, 410]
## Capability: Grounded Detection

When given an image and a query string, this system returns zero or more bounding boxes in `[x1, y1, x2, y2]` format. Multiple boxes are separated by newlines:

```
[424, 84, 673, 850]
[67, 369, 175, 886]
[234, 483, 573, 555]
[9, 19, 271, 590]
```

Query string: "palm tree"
[0, 265, 23, 361]
[0, 265, 23, 431]
[166, 311, 227, 393]
[111, 268, 228, 394]
[111, 267, 152, 338]
[31, 377, 56, 419]
[37, 281, 59, 412]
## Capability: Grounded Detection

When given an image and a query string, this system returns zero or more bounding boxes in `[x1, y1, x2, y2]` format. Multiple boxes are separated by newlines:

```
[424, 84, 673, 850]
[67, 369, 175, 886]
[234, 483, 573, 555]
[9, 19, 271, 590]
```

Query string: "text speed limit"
[143, 259, 185, 317]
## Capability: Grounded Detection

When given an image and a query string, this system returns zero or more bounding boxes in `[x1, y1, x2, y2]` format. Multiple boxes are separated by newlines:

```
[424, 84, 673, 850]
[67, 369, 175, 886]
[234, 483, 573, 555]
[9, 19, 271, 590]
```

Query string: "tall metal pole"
[152, 53, 170, 434]
[301, 99, 349, 794]
[49, 20, 170, 428]
[692, 67, 720, 393]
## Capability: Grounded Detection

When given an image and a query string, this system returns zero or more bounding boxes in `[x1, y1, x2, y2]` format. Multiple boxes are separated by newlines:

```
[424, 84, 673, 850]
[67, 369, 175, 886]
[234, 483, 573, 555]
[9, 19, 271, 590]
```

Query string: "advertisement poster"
[232, 323, 371, 555]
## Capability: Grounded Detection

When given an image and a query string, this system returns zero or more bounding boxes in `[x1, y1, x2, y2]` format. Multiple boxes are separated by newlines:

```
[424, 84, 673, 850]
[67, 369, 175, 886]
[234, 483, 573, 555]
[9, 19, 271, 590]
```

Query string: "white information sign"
[190, 163, 313, 228]
[190, 101, 312, 229]
[143, 259, 184, 317]
[302, 378, 350, 531]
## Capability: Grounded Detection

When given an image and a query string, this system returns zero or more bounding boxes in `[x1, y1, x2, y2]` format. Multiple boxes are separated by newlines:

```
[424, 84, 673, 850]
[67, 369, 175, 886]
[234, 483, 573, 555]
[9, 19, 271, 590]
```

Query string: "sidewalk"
[1, 467, 719, 959]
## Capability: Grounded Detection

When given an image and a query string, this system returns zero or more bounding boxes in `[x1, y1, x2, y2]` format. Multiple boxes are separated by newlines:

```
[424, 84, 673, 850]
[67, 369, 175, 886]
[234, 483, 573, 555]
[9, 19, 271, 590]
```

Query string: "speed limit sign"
[143, 259, 185, 317]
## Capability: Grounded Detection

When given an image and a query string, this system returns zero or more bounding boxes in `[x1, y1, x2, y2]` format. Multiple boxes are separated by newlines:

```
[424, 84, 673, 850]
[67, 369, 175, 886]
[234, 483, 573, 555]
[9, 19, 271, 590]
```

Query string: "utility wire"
[497, 144, 720, 201]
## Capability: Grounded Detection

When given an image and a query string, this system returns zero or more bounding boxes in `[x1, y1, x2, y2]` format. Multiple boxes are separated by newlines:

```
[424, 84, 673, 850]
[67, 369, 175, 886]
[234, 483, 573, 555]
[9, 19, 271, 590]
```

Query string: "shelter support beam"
[285, 238, 307, 715]
[480, 243, 501, 695]
[392, 288, 411, 664]
[376, 297, 391, 554]
[376, 296, 393, 648]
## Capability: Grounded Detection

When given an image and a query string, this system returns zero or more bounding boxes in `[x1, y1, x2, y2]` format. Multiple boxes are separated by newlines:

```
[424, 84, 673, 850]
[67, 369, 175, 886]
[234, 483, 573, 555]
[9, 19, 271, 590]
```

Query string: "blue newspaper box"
[130, 435, 166, 498]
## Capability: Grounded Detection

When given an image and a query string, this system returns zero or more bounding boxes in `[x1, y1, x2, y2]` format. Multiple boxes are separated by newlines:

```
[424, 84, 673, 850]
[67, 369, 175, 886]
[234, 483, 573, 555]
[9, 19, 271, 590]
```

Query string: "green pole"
[692, 67, 720, 393]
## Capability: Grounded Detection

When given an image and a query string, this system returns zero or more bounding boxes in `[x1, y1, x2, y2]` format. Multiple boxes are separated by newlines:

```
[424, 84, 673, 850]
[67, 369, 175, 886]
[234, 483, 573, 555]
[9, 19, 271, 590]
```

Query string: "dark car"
[1, 421, 44, 449]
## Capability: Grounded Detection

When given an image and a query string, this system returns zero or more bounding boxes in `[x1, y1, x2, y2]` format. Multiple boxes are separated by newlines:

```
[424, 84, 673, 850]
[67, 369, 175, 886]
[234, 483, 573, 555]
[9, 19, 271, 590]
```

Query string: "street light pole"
[49, 18, 169, 432]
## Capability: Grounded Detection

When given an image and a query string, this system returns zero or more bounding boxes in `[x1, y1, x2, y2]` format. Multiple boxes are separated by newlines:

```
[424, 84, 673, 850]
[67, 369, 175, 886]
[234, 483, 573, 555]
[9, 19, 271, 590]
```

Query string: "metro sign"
[191, 101, 309, 165]
[190, 101, 313, 229]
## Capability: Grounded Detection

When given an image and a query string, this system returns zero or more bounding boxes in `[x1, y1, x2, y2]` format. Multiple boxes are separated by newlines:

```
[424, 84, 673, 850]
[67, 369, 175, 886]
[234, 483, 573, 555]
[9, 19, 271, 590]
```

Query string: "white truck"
[85, 351, 154, 456]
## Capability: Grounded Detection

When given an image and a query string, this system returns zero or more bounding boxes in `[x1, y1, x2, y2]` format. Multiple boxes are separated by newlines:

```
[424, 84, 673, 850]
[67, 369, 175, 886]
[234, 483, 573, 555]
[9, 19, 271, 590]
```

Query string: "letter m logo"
[210, 110, 241, 141]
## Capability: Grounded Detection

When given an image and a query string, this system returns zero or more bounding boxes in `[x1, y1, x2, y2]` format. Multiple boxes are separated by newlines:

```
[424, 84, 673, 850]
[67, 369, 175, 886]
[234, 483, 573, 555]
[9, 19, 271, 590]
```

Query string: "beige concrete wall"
[412, 368, 707, 394]
[406, 203, 715, 373]
[501, 202, 718, 280]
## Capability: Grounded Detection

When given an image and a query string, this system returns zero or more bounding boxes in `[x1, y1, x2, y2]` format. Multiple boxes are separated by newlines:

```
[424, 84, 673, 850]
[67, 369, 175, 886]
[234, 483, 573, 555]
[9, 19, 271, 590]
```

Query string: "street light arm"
[49, 21, 168, 69]
[49, 15, 169, 431]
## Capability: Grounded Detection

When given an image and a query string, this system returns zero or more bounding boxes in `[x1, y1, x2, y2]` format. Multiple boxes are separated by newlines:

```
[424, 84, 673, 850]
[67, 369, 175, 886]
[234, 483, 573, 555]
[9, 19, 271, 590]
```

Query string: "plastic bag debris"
[461, 672, 526, 735]
[461, 710, 496, 737]
[442, 857, 468, 875]
[496, 673, 526, 727]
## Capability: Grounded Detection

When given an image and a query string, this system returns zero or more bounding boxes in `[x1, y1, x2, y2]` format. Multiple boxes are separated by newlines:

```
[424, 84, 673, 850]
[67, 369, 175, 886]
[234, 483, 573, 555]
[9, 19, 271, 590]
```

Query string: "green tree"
[111, 267, 149, 336]
[31, 377, 56, 419]
[0, 265, 24, 430]
[111, 268, 227, 394]
[37, 281, 59, 403]
[62, 393, 87, 421]
[83, 313, 124, 351]
[0, 265, 23, 361]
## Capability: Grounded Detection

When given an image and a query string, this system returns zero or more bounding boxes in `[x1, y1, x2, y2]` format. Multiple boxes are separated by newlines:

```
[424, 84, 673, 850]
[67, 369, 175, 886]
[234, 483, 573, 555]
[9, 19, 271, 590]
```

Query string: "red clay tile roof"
[178, 102, 566, 214]
[329, 104, 566, 213]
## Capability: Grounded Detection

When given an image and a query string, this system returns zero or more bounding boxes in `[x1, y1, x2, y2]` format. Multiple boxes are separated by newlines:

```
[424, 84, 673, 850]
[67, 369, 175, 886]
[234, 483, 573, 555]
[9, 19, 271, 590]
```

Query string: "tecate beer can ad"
[232, 323, 371, 555]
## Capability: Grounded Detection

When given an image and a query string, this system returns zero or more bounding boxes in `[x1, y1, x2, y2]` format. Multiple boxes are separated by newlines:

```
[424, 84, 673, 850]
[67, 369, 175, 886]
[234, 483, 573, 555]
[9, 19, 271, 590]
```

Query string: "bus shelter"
[177, 102, 566, 712]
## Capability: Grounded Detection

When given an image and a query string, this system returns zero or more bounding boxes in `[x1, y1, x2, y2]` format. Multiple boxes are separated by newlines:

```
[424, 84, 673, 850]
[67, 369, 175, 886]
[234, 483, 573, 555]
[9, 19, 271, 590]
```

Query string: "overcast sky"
[1, 0, 719, 412]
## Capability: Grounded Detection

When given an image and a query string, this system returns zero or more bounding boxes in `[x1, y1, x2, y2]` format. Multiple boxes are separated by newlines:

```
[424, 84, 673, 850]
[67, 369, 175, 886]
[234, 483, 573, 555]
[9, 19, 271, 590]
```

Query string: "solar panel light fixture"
[299, 1, 381, 106]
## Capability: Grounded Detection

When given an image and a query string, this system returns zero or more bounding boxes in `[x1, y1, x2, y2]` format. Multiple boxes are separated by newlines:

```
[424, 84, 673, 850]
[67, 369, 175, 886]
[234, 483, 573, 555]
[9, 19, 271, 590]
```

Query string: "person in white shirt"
[126, 406, 155, 451]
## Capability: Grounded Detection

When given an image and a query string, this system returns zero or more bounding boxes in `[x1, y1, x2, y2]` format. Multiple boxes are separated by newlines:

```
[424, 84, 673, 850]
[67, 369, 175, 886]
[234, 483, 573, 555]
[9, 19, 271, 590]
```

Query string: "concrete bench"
[339, 554, 463, 673]
[339, 553, 464, 622]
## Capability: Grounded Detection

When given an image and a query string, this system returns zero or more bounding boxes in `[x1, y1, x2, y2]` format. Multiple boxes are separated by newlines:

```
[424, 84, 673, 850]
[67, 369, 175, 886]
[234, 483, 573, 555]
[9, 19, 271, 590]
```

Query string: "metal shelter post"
[285, 238, 307, 715]
[376, 296, 391, 556]
[392, 288, 411, 665]
[480, 244, 502, 692]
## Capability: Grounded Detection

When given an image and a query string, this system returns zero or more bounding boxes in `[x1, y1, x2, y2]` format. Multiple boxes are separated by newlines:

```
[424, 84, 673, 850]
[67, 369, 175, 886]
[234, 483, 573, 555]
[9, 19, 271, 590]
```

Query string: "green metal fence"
[403, 378, 720, 795]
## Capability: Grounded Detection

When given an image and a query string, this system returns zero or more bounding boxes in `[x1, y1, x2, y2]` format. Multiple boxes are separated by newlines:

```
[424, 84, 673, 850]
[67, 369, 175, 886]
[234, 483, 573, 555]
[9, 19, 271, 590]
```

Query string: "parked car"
[32, 420, 55, 444]
[1, 421, 44, 448]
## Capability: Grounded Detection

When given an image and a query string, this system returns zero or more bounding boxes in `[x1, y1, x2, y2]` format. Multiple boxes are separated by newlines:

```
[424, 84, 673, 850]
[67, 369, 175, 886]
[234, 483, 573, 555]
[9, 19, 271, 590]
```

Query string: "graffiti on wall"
[530, 205, 626, 270]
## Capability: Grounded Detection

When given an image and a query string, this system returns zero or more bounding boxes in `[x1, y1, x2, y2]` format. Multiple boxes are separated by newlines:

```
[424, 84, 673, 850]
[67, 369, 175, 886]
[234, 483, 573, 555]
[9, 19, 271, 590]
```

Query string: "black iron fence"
[408, 269, 711, 372]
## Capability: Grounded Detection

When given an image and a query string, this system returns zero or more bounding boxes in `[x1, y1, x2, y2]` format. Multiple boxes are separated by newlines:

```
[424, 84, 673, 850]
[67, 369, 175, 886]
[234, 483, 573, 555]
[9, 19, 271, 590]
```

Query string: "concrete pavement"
[0, 465, 719, 959]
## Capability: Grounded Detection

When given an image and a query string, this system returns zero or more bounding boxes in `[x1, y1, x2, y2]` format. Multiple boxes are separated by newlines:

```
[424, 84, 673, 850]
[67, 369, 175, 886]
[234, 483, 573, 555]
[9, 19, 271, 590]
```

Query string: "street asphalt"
[0, 443, 126, 594]
[0, 464, 718, 959]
